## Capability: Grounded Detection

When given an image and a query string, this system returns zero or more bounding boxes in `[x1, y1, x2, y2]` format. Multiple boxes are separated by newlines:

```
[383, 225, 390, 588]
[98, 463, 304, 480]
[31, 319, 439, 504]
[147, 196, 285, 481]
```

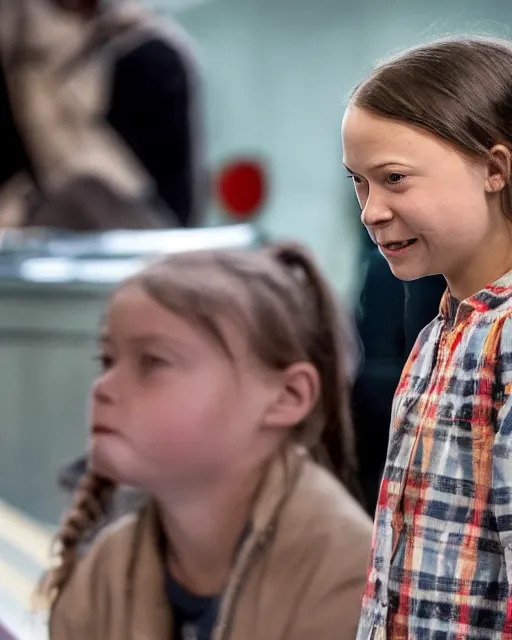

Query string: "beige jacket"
[49, 447, 373, 640]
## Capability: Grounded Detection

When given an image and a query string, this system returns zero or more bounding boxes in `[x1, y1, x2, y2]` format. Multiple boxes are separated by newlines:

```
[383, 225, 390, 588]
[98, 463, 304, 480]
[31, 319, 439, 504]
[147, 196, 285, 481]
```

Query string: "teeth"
[387, 241, 410, 250]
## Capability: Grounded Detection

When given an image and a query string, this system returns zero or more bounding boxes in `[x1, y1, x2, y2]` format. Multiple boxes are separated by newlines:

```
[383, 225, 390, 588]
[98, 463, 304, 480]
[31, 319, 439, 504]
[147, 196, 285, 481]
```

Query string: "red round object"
[217, 160, 266, 220]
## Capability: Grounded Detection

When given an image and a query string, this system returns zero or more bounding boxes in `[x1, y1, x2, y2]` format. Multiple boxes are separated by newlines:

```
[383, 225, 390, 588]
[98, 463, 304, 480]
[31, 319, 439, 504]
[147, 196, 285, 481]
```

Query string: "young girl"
[43, 243, 372, 640]
[342, 36, 512, 639]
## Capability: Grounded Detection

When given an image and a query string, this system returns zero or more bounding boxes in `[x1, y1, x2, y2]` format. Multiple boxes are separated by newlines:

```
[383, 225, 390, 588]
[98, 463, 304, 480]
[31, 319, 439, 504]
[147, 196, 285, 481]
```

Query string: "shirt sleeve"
[492, 315, 512, 584]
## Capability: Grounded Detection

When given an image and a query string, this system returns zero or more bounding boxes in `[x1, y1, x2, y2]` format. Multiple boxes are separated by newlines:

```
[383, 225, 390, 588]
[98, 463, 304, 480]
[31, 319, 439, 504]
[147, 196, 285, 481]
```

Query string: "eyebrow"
[99, 333, 194, 357]
[344, 161, 411, 174]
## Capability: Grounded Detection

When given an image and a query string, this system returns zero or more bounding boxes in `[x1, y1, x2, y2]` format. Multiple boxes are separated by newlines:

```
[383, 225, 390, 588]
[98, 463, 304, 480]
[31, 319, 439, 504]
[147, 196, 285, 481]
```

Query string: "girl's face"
[342, 106, 512, 299]
[89, 284, 288, 495]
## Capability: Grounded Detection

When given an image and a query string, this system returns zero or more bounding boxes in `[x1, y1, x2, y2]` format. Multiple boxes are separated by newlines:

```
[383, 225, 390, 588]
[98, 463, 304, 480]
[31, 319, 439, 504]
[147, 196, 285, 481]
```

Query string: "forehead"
[104, 284, 223, 357]
[105, 283, 250, 360]
[107, 285, 182, 334]
[341, 106, 452, 171]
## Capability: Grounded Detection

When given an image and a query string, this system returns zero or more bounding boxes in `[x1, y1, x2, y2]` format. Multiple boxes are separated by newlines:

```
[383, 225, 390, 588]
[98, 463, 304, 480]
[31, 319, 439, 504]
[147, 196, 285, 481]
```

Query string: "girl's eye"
[347, 174, 364, 184]
[139, 354, 168, 372]
[95, 354, 114, 371]
[386, 172, 406, 184]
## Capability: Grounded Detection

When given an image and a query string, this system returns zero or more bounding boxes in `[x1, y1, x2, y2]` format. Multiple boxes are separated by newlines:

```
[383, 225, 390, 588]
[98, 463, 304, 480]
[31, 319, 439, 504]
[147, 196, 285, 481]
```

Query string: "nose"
[92, 370, 118, 406]
[360, 187, 394, 229]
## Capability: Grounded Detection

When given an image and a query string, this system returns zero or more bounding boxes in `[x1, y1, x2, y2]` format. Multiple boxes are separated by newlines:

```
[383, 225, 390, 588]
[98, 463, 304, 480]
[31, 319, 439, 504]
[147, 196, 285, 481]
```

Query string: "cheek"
[401, 178, 486, 238]
[89, 372, 244, 485]
[134, 376, 241, 455]
[438, 165, 488, 221]
[436, 189, 489, 241]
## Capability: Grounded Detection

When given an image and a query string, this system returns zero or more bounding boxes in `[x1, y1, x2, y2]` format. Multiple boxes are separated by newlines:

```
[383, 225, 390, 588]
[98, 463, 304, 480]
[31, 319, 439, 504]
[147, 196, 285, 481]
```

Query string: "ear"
[262, 362, 320, 431]
[485, 144, 511, 193]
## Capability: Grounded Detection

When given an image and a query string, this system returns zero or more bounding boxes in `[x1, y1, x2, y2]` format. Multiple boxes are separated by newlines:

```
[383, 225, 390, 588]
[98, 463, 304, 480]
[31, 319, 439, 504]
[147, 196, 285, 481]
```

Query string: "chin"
[89, 454, 120, 483]
[89, 446, 136, 486]
[387, 262, 435, 282]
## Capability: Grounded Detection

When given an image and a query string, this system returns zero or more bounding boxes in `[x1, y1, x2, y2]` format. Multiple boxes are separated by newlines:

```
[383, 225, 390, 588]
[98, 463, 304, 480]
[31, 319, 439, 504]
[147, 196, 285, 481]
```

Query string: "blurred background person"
[0, 0, 208, 509]
[0, 0, 205, 230]
[44, 243, 371, 640]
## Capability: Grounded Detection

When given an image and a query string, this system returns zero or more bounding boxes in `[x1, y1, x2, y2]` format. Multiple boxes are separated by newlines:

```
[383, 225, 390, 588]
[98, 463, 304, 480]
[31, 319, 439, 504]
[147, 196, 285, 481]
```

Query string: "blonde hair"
[42, 242, 361, 603]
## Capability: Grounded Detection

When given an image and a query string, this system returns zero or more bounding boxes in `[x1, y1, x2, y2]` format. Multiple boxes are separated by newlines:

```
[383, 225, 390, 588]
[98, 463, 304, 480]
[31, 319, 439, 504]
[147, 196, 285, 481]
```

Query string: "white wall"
[173, 0, 512, 300]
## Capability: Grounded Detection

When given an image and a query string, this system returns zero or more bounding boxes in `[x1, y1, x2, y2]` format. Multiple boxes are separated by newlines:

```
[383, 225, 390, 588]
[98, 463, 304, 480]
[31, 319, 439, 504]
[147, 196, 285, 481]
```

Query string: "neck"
[446, 219, 512, 300]
[156, 470, 262, 597]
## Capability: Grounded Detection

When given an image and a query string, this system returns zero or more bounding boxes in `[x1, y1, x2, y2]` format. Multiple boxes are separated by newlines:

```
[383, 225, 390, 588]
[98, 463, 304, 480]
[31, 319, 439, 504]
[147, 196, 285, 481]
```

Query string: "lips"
[92, 424, 117, 435]
[380, 239, 417, 250]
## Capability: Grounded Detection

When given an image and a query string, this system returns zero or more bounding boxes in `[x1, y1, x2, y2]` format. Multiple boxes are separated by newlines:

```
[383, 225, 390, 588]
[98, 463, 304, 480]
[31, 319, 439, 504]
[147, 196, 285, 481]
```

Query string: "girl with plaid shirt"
[343, 37, 512, 639]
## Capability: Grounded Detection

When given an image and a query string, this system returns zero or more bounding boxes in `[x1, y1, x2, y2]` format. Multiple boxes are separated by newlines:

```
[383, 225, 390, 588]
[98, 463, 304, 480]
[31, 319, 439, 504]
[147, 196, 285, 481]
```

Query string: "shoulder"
[49, 512, 142, 634]
[116, 37, 187, 71]
[295, 459, 371, 526]
[82, 508, 141, 561]
[281, 458, 373, 576]
[108, 35, 198, 116]
[59, 510, 140, 590]
[499, 310, 512, 345]
[268, 460, 372, 638]
[416, 314, 442, 346]
[497, 311, 512, 383]
[111, 24, 199, 89]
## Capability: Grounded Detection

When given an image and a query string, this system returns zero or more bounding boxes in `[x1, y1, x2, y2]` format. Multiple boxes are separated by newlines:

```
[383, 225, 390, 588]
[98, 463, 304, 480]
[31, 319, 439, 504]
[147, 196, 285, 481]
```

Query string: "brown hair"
[42, 242, 361, 602]
[349, 36, 512, 219]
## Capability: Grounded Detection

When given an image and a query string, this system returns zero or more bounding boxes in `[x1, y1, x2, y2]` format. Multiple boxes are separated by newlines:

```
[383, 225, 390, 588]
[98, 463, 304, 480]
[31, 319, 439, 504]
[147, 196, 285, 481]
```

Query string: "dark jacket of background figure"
[352, 242, 446, 516]
[0, 29, 203, 229]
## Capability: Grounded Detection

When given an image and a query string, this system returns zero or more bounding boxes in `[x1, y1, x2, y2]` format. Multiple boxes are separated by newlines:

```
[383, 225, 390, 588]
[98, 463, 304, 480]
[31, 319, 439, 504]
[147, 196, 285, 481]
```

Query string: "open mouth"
[382, 239, 417, 251]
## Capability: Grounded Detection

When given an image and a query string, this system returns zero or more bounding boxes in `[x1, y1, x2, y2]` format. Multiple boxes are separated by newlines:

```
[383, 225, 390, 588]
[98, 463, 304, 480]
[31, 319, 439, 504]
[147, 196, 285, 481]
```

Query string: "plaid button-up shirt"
[357, 271, 512, 640]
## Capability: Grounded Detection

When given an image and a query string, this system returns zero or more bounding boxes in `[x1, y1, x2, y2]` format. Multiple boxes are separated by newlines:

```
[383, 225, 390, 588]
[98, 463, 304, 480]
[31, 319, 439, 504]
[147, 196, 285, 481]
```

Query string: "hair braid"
[40, 471, 116, 604]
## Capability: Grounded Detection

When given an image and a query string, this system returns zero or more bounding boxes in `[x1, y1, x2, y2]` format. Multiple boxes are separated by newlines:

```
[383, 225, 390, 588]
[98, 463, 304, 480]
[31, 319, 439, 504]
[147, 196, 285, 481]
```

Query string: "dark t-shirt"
[165, 573, 220, 640]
